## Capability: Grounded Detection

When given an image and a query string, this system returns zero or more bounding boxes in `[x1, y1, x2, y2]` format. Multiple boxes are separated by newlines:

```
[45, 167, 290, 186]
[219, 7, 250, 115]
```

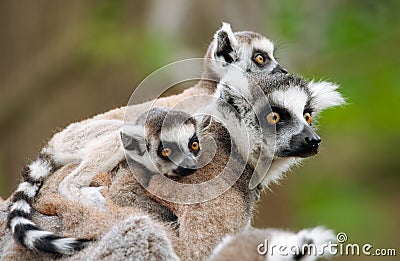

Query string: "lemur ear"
[120, 125, 146, 156]
[197, 114, 213, 132]
[307, 80, 346, 113]
[216, 78, 252, 115]
[213, 22, 238, 64]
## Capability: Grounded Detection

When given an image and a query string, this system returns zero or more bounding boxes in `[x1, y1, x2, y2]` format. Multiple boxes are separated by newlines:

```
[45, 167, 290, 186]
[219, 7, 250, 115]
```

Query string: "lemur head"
[121, 108, 208, 177]
[216, 71, 345, 185]
[204, 22, 287, 81]
[248, 73, 344, 158]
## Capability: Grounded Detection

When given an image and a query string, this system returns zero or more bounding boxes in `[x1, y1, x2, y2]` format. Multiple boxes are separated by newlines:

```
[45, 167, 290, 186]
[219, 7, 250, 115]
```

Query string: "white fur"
[308, 80, 345, 113]
[29, 159, 53, 180]
[220, 22, 237, 46]
[220, 70, 250, 98]
[58, 128, 125, 209]
[24, 230, 54, 249]
[161, 124, 195, 148]
[297, 226, 336, 259]
[52, 238, 82, 254]
[126, 149, 158, 174]
[271, 89, 308, 119]
[211, 22, 237, 61]
[262, 158, 300, 188]
[10, 200, 31, 214]
[16, 182, 39, 198]
[235, 35, 279, 76]
[252, 38, 275, 62]
[10, 217, 35, 233]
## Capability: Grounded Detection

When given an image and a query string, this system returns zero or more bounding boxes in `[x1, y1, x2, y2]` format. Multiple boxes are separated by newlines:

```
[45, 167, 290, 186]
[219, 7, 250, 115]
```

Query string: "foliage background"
[0, 1, 399, 259]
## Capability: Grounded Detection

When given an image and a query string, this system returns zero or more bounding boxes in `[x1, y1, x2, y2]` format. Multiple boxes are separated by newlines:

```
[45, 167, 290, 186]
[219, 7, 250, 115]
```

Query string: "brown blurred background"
[0, 1, 399, 260]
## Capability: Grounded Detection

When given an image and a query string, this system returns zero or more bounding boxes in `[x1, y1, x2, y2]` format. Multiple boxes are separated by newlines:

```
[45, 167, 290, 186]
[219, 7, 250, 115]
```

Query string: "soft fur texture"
[6, 22, 288, 255]
[1, 165, 180, 260]
[2, 24, 344, 260]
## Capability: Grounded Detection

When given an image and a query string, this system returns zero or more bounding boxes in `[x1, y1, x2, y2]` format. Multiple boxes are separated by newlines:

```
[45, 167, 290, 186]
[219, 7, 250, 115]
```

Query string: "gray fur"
[6, 22, 287, 256]
[7, 107, 203, 255]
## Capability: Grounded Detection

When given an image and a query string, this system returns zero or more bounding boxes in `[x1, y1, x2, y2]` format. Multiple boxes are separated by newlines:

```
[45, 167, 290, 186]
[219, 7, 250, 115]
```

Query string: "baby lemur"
[7, 107, 209, 255]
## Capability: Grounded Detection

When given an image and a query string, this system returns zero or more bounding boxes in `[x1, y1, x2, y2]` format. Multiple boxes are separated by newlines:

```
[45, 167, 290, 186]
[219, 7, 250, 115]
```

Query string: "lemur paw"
[78, 186, 108, 210]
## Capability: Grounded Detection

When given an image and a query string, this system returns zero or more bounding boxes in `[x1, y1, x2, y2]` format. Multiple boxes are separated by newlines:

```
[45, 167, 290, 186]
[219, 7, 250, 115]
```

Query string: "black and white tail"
[7, 153, 89, 255]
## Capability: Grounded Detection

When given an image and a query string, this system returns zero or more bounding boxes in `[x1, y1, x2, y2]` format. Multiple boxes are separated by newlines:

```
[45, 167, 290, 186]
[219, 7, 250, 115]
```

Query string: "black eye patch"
[270, 106, 291, 121]
[158, 142, 180, 161]
[252, 50, 271, 67]
[189, 135, 200, 155]
[303, 108, 313, 115]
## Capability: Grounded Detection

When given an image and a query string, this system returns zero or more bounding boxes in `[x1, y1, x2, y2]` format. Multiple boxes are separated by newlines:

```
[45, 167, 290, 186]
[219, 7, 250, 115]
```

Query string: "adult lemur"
[6, 70, 344, 259]
[153, 71, 344, 260]
[64, 72, 343, 260]
[7, 23, 287, 255]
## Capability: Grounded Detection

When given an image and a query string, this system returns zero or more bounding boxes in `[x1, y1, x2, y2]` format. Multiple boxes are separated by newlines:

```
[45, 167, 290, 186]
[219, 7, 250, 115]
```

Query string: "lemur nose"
[181, 158, 197, 170]
[271, 64, 288, 74]
[305, 135, 321, 147]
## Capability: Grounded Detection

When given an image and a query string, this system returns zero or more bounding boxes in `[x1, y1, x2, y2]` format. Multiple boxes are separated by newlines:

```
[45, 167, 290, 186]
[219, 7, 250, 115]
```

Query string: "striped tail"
[7, 153, 89, 255]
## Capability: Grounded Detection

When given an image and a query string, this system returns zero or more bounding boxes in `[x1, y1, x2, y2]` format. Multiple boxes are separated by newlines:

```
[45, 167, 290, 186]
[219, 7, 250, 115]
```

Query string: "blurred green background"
[0, 1, 399, 259]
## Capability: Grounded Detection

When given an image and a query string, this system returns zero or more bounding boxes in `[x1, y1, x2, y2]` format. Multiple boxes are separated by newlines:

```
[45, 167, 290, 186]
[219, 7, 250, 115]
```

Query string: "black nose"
[173, 167, 196, 177]
[271, 64, 288, 74]
[305, 135, 321, 147]
[279, 125, 322, 158]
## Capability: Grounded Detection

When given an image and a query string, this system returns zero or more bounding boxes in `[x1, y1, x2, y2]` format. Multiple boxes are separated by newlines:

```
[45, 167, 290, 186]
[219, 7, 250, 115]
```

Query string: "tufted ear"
[212, 22, 238, 64]
[120, 125, 146, 156]
[216, 81, 252, 116]
[196, 114, 213, 132]
[307, 80, 345, 113]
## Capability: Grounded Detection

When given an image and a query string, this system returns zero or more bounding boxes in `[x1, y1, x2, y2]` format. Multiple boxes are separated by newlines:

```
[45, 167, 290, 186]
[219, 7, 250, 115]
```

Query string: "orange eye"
[191, 141, 199, 151]
[254, 54, 264, 64]
[161, 148, 172, 157]
[304, 112, 312, 124]
[266, 112, 280, 124]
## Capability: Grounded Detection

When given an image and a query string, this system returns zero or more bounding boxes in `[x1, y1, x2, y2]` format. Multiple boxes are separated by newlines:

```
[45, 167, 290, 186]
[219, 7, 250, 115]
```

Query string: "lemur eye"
[191, 141, 199, 151]
[266, 112, 280, 124]
[304, 112, 312, 124]
[161, 148, 172, 157]
[254, 54, 264, 64]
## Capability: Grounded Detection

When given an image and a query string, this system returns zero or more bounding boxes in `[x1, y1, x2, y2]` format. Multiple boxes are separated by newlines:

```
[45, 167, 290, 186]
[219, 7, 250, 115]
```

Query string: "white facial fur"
[214, 71, 345, 187]
[307, 80, 345, 113]
[270, 89, 309, 121]
[209, 22, 283, 80]
[122, 118, 199, 177]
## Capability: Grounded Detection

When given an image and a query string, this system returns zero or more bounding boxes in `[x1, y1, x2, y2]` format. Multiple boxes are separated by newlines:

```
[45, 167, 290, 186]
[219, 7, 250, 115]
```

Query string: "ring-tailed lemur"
[213, 70, 345, 189]
[106, 72, 345, 260]
[6, 71, 344, 258]
[92, 21, 286, 120]
[7, 107, 208, 255]
[6, 22, 285, 255]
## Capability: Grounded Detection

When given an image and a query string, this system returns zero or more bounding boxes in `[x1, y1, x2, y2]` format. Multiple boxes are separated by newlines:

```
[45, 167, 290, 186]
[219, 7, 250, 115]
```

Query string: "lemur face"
[207, 22, 287, 81]
[217, 72, 344, 162]
[121, 108, 205, 177]
[252, 73, 344, 159]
